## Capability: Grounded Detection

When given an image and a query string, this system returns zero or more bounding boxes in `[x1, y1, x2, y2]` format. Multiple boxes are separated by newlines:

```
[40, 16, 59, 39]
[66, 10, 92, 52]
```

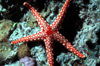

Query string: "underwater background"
[0, 0, 100, 66]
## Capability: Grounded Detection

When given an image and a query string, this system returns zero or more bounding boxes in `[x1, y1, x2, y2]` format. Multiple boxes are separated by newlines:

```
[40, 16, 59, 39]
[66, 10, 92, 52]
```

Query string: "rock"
[0, 19, 12, 42]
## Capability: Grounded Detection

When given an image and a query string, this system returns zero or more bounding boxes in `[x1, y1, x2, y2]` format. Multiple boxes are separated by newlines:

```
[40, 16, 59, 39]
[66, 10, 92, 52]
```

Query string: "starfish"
[11, 0, 85, 66]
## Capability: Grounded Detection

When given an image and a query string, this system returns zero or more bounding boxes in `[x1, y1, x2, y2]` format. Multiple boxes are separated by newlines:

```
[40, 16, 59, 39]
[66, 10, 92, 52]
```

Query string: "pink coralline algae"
[19, 56, 36, 66]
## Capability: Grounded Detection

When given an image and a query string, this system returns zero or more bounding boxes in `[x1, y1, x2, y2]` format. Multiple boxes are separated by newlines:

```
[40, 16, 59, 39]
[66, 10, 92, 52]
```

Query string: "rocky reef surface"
[0, 0, 100, 66]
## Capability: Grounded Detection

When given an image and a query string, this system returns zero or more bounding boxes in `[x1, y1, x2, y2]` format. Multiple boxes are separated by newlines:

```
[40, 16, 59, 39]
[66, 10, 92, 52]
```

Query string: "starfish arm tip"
[23, 2, 32, 9]
[23, 2, 27, 6]
[81, 55, 86, 59]
[11, 41, 16, 44]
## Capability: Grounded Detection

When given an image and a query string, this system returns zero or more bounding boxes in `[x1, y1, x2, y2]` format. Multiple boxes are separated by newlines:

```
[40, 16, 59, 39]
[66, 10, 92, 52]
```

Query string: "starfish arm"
[53, 31, 85, 58]
[11, 31, 45, 44]
[44, 36, 54, 66]
[23, 2, 49, 31]
[51, 0, 70, 30]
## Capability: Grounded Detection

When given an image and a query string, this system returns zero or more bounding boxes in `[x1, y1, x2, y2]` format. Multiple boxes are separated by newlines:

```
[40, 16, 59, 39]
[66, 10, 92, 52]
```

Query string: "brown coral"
[17, 43, 31, 59]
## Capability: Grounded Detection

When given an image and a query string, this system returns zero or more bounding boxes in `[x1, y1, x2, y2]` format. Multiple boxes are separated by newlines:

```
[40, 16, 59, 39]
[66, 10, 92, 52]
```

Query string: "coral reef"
[21, 11, 39, 29]
[21, 1, 63, 29]
[8, 1, 65, 65]
[56, 0, 100, 66]
[73, 0, 100, 66]
[0, 0, 25, 21]
[0, 19, 18, 63]
[1, 0, 100, 66]
[56, 52, 85, 66]
[0, 49, 17, 62]
[46, 1, 64, 24]
[9, 22, 41, 42]
[21, 4, 51, 29]
[31, 45, 49, 66]
[9, 0, 65, 43]
[56, 53, 74, 66]
[1, 0, 66, 66]
[0, 20, 12, 42]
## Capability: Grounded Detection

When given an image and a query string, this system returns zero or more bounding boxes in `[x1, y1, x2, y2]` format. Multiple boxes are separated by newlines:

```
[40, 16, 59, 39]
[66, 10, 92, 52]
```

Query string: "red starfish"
[11, 0, 85, 66]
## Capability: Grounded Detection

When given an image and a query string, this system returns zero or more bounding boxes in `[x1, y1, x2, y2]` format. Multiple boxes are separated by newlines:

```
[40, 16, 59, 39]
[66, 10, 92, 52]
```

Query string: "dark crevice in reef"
[31, 0, 46, 12]
[83, 0, 90, 5]
[0, 0, 46, 22]
[86, 40, 96, 49]
[1, 0, 27, 22]
[96, 62, 100, 66]
[72, 60, 85, 66]
[96, 30, 100, 45]
[60, 0, 84, 43]
[0, 55, 18, 66]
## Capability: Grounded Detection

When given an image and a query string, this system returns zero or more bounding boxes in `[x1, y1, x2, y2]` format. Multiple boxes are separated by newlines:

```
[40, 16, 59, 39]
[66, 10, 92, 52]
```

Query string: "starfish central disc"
[46, 26, 52, 35]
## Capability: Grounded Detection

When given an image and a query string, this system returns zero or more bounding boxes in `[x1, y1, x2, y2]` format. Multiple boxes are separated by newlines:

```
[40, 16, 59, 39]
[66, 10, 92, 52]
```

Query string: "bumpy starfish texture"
[11, 0, 85, 66]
